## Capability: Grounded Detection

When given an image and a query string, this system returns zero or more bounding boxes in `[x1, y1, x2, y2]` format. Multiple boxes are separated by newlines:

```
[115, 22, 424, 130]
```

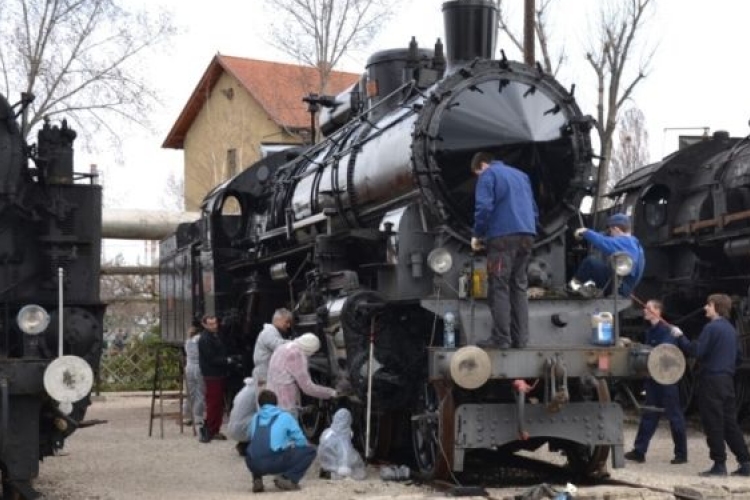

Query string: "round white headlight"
[427, 247, 453, 275]
[610, 252, 634, 277]
[17, 305, 50, 335]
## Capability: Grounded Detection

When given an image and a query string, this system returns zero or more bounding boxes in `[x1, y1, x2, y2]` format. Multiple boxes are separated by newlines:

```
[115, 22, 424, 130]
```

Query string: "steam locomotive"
[610, 130, 750, 413]
[160, 0, 669, 479]
[0, 92, 104, 498]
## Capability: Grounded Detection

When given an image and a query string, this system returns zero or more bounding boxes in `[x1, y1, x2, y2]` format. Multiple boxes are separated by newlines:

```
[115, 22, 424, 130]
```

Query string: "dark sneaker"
[624, 450, 645, 463]
[670, 457, 688, 465]
[236, 441, 248, 457]
[732, 462, 750, 476]
[212, 432, 227, 440]
[699, 463, 728, 477]
[252, 478, 264, 493]
[274, 476, 300, 491]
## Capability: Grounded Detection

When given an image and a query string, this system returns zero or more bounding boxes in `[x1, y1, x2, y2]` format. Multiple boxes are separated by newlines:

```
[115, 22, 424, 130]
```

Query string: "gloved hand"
[470, 237, 484, 251]
[671, 326, 683, 338]
[574, 227, 587, 240]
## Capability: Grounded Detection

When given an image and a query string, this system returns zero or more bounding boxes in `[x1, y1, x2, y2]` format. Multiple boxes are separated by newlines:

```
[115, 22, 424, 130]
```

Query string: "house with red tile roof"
[163, 54, 360, 210]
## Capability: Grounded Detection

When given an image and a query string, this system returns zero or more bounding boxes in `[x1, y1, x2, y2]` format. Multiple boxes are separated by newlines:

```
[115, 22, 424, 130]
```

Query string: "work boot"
[476, 339, 510, 350]
[236, 441, 248, 457]
[699, 462, 727, 477]
[252, 478, 264, 493]
[274, 476, 300, 491]
[212, 432, 227, 440]
[624, 450, 645, 463]
[732, 462, 750, 476]
[670, 456, 688, 465]
[198, 424, 211, 443]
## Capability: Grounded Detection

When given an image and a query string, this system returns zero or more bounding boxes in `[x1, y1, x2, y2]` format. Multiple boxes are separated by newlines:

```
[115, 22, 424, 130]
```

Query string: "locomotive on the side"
[0, 92, 104, 498]
[609, 130, 750, 413]
[161, 0, 670, 479]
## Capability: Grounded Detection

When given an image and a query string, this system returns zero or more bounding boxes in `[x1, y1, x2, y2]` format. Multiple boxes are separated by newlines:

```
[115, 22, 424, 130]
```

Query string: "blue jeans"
[245, 445, 316, 483]
[574, 256, 635, 296]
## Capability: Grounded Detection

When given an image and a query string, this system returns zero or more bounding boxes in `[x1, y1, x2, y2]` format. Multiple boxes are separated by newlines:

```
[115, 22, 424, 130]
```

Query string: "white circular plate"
[450, 346, 492, 390]
[44, 355, 94, 403]
[647, 344, 686, 386]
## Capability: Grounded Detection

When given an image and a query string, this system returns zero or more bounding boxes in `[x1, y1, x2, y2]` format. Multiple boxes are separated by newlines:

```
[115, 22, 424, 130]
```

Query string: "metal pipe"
[58, 267, 64, 358]
[365, 316, 376, 459]
[0, 378, 7, 454]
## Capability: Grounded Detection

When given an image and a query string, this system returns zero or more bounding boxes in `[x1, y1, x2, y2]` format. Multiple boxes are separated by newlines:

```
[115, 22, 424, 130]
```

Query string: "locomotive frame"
[0, 92, 104, 498]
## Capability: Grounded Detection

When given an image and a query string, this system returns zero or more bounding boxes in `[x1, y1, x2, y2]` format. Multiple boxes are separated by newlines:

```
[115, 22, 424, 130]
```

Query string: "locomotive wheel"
[411, 381, 454, 480]
[566, 379, 611, 478]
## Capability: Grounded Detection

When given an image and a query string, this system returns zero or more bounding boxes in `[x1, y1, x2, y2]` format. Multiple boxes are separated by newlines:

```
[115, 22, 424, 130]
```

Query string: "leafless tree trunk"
[609, 107, 650, 189]
[495, 0, 565, 76]
[264, 0, 393, 93]
[586, 0, 655, 209]
[0, 0, 175, 141]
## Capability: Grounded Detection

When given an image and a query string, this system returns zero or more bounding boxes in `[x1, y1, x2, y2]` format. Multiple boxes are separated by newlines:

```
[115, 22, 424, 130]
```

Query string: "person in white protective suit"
[317, 408, 367, 480]
[226, 377, 258, 455]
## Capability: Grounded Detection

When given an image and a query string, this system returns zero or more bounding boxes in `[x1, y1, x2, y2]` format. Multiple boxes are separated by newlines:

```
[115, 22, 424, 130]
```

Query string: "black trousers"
[486, 234, 534, 348]
[697, 374, 750, 465]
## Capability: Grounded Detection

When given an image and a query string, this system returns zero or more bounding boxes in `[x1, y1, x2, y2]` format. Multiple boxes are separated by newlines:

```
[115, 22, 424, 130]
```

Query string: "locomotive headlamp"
[427, 247, 453, 275]
[610, 252, 634, 277]
[17, 305, 50, 335]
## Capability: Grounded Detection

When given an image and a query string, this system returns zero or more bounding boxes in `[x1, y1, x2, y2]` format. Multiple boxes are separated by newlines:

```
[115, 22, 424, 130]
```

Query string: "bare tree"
[495, 0, 565, 76]
[0, 0, 175, 141]
[609, 107, 649, 189]
[264, 0, 393, 92]
[586, 0, 655, 209]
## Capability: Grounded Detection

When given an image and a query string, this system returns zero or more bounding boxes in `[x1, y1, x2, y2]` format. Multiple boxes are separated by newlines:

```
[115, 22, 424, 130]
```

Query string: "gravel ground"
[32, 393, 750, 499]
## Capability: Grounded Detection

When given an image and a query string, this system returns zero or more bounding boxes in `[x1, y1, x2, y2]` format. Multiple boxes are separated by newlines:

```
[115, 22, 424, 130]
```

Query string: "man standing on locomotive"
[672, 294, 750, 477]
[624, 299, 688, 465]
[470, 151, 538, 349]
[570, 213, 644, 297]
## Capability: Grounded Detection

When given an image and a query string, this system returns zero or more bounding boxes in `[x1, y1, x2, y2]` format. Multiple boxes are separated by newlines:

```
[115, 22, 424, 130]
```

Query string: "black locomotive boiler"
[0, 92, 104, 498]
[609, 130, 750, 413]
[161, 0, 670, 479]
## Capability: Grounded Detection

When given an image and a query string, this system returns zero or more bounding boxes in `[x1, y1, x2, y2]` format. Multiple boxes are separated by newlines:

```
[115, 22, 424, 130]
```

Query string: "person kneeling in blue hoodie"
[245, 389, 316, 492]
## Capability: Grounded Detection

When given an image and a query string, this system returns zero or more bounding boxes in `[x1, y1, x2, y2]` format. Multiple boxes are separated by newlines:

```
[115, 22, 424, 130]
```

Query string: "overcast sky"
[96, 0, 750, 259]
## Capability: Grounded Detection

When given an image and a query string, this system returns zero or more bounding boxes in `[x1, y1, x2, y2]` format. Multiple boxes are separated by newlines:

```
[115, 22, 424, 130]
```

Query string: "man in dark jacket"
[197, 315, 232, 442]
[471, 152, 538, 349]
[672, 293, 750, 477]
[624, 299, 687, 464]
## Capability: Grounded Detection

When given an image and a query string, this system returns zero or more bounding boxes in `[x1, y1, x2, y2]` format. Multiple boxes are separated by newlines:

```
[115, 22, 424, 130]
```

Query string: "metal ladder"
[148, 343, 189, 438]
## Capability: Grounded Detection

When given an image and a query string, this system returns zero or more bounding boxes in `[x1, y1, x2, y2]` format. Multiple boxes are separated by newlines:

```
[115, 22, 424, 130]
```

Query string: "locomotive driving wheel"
[565, 378, 611, 478]
[411, 380, 454, 480]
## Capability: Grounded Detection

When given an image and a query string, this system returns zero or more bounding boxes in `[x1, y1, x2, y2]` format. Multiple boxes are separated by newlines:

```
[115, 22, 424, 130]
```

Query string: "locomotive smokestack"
[442, 0, 498, 71]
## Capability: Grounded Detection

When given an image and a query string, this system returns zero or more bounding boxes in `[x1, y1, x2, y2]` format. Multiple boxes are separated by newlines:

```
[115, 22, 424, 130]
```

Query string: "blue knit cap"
[607, 213, 630, 228]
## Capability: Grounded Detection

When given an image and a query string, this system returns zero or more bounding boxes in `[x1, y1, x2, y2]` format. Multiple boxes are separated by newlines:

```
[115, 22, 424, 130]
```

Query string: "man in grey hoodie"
[253, 308, 293, 385]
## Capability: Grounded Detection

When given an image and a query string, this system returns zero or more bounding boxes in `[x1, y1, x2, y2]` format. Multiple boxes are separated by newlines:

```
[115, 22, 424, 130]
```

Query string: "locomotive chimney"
[442, 0, 498, 71]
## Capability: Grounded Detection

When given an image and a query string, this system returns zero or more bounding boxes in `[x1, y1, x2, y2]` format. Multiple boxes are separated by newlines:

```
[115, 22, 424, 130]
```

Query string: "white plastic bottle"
[444, 312, 456, 348]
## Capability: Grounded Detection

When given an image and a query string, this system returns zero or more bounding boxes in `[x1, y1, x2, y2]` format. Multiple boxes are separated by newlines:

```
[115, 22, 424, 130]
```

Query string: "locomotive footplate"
[452, 402, 624, 471]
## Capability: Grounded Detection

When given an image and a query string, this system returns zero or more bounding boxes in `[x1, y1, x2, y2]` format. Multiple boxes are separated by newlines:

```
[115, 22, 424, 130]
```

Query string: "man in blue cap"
[570, 213, 645, 297]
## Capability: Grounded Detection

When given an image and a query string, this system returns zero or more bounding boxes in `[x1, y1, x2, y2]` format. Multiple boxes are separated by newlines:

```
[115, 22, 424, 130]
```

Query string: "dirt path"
[32, 393, 750, 499]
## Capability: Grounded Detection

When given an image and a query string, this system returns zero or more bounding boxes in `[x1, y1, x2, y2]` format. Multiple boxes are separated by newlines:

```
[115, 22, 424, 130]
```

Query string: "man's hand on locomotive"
[670, 326, 684, 338]
[470, 237, 484, 251]
[574, 227, 588, 240]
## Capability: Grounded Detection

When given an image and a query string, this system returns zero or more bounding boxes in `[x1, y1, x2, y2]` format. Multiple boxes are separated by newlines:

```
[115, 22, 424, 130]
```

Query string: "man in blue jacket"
[624, 299, 687, 465]
[471, 152, 538, 349]
[245, 389, 316, 492]
[672, 294, 750, 477]
[571, 213, 644, 297]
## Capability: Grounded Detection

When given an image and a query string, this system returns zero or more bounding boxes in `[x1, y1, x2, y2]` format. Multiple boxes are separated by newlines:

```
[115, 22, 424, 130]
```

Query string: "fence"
[98, 338, 181, 392]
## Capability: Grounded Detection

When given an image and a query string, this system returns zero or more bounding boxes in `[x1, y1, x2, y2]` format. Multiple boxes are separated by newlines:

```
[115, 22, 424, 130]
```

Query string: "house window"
[227, 149, 237, 177]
